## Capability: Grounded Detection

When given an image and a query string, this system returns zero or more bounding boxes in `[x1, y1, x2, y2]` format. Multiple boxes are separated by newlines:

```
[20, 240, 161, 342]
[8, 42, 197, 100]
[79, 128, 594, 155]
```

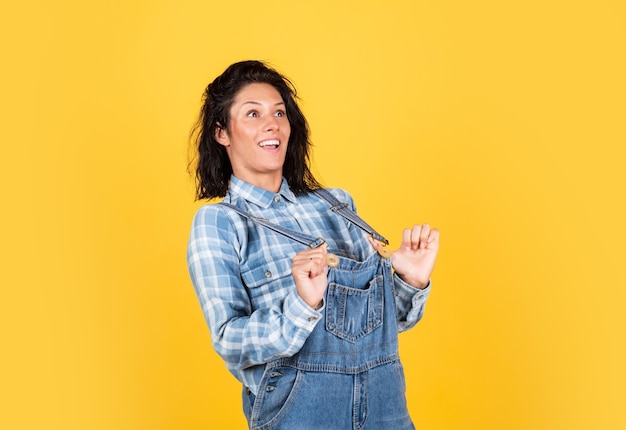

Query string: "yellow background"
[2, 1, 625, 429]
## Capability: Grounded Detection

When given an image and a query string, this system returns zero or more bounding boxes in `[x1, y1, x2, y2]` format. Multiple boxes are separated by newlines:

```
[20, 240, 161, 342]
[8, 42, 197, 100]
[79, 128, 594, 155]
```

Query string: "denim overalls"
[221, 189, 415, 430]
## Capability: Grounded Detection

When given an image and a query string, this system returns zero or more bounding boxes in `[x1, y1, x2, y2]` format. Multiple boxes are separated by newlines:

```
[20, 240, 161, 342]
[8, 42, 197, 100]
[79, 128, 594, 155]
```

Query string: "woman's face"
[215, 82, 291, 191]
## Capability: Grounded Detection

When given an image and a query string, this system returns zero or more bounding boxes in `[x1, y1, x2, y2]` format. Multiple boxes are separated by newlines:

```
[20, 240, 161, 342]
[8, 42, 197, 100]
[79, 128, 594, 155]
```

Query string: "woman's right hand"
[291, 246, 328, 309]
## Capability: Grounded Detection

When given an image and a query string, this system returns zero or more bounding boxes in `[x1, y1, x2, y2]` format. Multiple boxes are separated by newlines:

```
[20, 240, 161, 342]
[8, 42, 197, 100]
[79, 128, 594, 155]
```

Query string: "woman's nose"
[263, 115, 280, 131]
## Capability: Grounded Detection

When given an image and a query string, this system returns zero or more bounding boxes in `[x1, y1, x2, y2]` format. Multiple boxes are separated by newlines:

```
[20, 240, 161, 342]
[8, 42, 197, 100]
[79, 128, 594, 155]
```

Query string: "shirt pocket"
[240, 257, 293, 290]
[325, 275, 384, 343]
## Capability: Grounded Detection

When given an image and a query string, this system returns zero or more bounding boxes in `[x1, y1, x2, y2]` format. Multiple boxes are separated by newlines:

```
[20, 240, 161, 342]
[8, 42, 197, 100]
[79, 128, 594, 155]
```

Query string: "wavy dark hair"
[189, 60, 322, 200]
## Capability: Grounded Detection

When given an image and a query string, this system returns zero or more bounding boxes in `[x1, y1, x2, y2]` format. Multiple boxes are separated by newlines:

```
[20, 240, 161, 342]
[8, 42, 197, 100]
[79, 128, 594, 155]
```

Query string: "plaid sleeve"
[393, 275, 431, 332]
[187, 204, 321, 370]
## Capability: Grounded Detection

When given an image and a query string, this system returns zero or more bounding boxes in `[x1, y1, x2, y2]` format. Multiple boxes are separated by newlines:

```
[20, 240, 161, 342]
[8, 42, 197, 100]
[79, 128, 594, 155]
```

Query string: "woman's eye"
[247, 111, 259, 118]
[275, 110, 286, 117]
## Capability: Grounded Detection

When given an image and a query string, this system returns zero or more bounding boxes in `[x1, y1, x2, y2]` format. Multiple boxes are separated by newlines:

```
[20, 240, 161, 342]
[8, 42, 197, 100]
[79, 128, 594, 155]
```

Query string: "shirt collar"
[226, 176, 297, 208]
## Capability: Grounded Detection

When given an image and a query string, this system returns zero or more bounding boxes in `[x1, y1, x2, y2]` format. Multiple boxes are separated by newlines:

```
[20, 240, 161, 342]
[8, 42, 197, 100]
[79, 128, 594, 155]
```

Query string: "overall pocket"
[325, 275, 384, 342]
[250, 366, 303, 430]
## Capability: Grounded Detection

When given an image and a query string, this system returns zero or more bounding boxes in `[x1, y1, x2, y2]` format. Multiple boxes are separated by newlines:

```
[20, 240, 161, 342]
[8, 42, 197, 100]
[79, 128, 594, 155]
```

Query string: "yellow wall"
[2, 1, 625, 429]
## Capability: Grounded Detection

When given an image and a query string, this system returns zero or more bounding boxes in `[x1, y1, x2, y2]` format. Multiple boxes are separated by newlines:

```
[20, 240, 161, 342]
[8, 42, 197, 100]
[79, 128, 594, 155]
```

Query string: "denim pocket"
[251, 366, 303, 430]
[325, 275, 384, 343]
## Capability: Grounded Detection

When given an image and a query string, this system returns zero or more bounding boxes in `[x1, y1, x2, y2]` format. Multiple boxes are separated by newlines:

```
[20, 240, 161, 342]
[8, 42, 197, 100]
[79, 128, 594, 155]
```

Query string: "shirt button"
[264, 271, 272, 278]
[308, 316, 319, 322]
[274, 196, 280, 202]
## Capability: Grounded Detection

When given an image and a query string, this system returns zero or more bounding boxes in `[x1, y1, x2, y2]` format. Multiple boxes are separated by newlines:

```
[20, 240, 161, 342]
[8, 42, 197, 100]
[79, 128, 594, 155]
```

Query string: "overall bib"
[222, 190, 415, 430]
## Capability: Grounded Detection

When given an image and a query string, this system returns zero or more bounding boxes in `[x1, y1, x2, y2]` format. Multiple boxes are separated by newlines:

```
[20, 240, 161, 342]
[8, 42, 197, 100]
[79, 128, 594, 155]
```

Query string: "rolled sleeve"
[283, 289, 324, 329]
[393, 273, 432, 332]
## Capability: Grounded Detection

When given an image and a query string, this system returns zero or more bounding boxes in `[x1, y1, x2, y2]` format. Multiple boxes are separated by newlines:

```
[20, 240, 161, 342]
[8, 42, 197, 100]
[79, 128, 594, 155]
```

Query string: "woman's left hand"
[370, 224, 440, 290]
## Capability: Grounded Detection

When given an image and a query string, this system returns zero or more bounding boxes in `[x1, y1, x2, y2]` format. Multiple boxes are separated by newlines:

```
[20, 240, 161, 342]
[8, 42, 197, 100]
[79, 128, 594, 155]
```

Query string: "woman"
[187, 60, 439, 429]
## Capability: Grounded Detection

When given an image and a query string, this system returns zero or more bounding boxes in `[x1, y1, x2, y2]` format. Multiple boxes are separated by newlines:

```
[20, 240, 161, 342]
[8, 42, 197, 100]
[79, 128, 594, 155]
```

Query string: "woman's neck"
[233, 173, 283, 193]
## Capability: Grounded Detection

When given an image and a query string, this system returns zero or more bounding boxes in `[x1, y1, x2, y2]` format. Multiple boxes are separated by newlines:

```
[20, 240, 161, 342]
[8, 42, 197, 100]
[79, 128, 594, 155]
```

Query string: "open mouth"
[259, 139, 280, 149]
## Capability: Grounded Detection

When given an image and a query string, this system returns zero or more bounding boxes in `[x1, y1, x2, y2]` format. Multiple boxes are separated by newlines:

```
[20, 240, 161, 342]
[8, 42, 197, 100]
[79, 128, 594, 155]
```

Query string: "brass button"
[326, 254, 339, 268]
[264, 271, 272, 277]
[377, 246, 392, 258]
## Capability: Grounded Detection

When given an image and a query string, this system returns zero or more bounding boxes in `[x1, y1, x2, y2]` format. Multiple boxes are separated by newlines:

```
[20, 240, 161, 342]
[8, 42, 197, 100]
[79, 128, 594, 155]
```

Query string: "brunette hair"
[190, 60, 321, 199]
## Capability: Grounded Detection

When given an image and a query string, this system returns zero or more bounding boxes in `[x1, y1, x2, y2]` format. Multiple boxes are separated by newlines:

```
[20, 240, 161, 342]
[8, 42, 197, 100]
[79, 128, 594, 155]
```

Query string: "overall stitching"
[222, 192, 413, 430]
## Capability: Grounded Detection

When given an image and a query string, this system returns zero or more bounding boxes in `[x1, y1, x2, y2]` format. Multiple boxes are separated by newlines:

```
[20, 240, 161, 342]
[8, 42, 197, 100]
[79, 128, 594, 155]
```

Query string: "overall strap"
[313, 189, 389, 245]
[218, 202, 327, 249]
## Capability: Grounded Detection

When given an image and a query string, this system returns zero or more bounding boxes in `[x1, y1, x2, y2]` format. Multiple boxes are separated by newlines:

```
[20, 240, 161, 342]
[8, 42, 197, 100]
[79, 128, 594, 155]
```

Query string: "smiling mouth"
[259, 139, 280, 149]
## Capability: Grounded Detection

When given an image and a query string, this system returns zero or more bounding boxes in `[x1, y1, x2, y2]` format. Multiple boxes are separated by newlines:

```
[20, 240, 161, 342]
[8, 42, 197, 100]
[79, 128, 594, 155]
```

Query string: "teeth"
[259, 140, 279, 147]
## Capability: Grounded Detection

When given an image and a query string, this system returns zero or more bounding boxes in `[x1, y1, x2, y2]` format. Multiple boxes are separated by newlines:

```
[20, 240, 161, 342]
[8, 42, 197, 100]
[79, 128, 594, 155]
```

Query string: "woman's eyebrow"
[240, 100, 285, 107]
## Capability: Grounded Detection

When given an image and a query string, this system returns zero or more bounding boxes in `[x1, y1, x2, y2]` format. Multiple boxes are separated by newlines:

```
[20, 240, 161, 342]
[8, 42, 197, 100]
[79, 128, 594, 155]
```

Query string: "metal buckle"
[330, 202, 349, 212]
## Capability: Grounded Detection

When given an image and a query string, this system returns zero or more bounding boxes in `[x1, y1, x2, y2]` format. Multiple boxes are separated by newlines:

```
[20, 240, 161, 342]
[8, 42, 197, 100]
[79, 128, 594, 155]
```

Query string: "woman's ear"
[214, 123, 230, 147]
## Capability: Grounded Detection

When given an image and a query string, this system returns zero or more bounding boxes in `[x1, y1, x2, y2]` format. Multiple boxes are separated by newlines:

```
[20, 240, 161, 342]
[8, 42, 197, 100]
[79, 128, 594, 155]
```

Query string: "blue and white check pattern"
[187, 176, 431, 395]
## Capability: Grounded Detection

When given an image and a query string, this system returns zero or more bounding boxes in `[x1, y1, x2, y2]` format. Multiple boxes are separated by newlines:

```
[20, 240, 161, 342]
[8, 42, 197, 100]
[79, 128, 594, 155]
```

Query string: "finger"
[427, 228, 440, 247]
[292, 256, 325, 278]
[410, 225, 423, 250]
[292, 250, 325, 275]
[367, 235, 379, 249]
[297, 255, 326, 271]
[307, 258, 321, 277]
[309, 247, 329, 274]
[401, 228, 412, 250]
[419, 224, 431, 249]
[293, 246, 327, 261]
[313, 251, 330, 275]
